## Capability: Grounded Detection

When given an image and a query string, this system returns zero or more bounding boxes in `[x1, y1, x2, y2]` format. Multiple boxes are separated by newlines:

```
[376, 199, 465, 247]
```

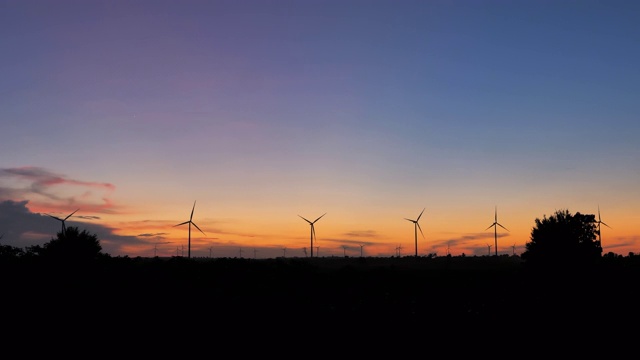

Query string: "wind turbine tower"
[485, 206, 509, 256]
[298, 213, 326, 258]
[174, 201, 206, 259]
[396, 244, 403, 257]
[405, 208, 425, 257]
[595, 205, 611, 246]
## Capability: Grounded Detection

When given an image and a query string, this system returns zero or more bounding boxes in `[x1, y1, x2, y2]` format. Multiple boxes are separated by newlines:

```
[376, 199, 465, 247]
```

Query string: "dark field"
[3, 255, 639, 352]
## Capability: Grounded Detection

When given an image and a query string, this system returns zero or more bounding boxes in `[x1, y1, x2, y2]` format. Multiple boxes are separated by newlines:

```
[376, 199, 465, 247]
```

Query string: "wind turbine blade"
[47, 214, 63, 221]
[485, 224, 495, 231]
[601, 221, 611, 229]
[192, 222, 206, 235]
[417, 208, 425, 221]
[174, 221, 190, 227]
[190, 201, 197, 220]
[312, 225, 316, 240]
[495, 206, 498, 222]
[497, 223, 509, 232]
[417, 223, 425, 238]
[404, 218, 415, 223]
[65, 209, 80, 220]
[313, 213, 327, 223]
[298, 215, 312, 224]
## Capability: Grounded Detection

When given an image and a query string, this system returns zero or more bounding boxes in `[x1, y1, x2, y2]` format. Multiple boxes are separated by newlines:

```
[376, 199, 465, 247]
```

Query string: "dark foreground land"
[3, 255, 639, 352]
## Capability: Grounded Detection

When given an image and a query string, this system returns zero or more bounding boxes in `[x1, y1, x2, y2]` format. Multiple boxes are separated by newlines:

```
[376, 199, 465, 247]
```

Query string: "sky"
[1, 0, 639, 259]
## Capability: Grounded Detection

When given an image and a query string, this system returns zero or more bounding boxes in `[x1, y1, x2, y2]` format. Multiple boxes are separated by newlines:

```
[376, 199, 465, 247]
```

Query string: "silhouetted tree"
[0, 244, 24, 260]
[32, 226, 104, 263]
[521, 209, 601, 268]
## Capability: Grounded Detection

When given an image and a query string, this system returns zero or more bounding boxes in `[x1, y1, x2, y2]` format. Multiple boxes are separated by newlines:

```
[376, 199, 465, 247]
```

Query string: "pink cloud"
[0, 166, 117, 214]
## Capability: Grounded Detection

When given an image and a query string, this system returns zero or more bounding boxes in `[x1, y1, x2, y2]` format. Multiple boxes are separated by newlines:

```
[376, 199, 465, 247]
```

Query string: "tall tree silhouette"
[522, 209, 601, 268]
[36, 226, 103, 263]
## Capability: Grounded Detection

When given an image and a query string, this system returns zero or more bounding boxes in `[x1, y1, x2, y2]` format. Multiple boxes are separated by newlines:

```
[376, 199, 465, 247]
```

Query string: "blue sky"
[1, 0, 639, 258]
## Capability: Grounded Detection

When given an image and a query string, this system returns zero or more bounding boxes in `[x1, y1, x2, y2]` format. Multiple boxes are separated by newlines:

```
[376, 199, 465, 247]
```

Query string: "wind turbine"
[396, 244, 403, 257]
[174, 201, 205, 259]
[45, 209, 79, 237]
[485, 206, 508, 256]
[595, 205, 611, 245]
[404, 208, 425, 257]
[298, 213, 326, 258]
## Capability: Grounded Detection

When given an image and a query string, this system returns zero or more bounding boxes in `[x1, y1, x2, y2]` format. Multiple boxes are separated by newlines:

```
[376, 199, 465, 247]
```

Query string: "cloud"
[343, 230, 378, 238]
[138, 232, 170, 238]
[442, 232, 505, 242]
[603, 236, 640, 253]
[77, 215, 101, 220]
[0, 199, 144, 256]
[1, 167, 115, 191]
[0, 166, 117, 214]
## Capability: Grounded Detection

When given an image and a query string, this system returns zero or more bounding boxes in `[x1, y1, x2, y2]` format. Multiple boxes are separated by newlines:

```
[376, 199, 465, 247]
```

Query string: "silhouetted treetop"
[27, 226, 103, 263]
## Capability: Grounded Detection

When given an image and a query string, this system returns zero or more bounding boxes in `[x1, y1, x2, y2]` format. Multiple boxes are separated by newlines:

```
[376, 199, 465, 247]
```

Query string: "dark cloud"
[439, 232, 510, 247]
[0, 200, 54, 245]
[422, 232, 513, 256]
[343, 230, 378, 238]
[602, 236, 638, 252]
[0, 199, 144, 256]
[138, 232, 170, 237]
[77, 215, 101, 220]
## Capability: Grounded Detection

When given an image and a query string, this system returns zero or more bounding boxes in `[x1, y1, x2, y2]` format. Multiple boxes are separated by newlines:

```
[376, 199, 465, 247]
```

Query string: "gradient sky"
[1, 0, 639, 259]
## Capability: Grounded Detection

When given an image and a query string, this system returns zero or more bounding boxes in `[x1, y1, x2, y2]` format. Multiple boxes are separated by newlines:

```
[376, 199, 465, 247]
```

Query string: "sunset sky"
[1, 0, 639, 259]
